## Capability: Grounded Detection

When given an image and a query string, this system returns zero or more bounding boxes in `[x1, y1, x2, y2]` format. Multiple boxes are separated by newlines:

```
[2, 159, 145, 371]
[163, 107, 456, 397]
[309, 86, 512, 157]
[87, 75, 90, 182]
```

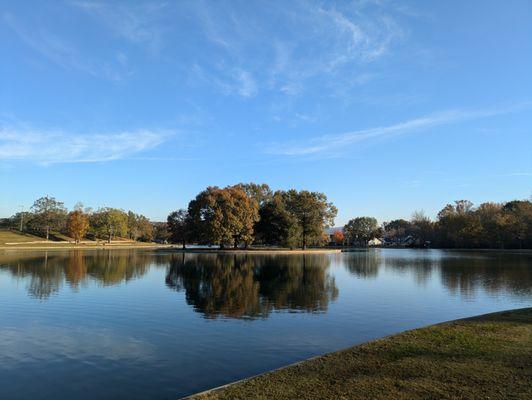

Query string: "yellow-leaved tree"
[67, 210, 89, 243]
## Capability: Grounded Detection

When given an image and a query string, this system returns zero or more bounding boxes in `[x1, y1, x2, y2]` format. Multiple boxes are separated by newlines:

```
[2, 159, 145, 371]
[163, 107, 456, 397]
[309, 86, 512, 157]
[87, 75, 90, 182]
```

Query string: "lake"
[1, 249, 531, 399]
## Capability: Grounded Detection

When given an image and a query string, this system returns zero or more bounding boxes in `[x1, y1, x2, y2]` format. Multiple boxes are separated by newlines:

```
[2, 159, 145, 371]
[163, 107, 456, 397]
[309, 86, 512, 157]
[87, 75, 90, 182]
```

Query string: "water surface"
[0, 249, 530, 399]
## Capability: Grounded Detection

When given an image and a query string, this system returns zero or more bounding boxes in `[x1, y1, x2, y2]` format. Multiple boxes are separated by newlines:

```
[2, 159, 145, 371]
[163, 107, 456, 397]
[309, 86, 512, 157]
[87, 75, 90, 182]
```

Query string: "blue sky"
[1, 0, 531, 224]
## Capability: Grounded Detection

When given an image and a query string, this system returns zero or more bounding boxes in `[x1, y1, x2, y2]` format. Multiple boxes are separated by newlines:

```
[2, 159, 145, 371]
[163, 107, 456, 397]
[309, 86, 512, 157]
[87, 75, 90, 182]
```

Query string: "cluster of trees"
[1, 196, 156, 243]
[434, 199, 531, 248]
[355, 199, 531, 249]
[168, 183, 337, 249]
[2, 184, 337, 249]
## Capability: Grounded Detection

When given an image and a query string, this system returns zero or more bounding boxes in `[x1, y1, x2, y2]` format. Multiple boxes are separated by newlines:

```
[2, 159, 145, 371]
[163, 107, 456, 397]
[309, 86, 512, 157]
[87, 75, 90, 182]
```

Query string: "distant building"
[368, 238, 382, 246]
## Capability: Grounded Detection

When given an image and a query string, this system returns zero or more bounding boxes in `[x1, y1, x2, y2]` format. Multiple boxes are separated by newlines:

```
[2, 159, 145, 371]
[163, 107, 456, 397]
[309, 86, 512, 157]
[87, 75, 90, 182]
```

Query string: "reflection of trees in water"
[2, 249, 529, 305]
[166, 254, 264, 318]
[84, 251, 151, 286]
[343, 249, 532, 298]
[382, 254, 434, 286]
[258, 255, 338, 312]
[0, 250, 153, 299]
[439, 252, 532, 298]
[165, 254, 338, 319]
[343, 251, 380, 279]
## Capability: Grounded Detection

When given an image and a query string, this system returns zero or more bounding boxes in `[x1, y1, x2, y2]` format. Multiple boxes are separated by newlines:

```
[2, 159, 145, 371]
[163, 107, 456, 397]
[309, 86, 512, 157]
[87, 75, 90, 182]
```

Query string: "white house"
[368, 238, 383, 246]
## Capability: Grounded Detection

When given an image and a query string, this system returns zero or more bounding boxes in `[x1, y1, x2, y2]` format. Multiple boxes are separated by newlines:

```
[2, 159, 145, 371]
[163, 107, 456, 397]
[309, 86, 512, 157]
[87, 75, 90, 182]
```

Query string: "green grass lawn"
[191, 308, 532, 400]
[0, 229, 154, 248]
[0, 229, 45, 244]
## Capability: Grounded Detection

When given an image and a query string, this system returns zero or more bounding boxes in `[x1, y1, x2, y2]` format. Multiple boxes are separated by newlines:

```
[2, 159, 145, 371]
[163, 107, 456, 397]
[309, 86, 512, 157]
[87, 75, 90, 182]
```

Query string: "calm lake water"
[1, 249, 531, 399]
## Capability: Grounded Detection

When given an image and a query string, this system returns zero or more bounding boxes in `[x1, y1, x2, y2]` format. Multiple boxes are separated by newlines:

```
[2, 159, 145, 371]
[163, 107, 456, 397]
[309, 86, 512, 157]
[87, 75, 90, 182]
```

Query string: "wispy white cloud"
[191, 65, 258, 98]
[234, 69, 258, 98]
[5, 1, 405, 96]
[3, 12, 130, 81]
[191, 0, 404, 97]
[269, 103, 532, 157]
[69, 0, 167, 50]
[0, 123, 171, 164]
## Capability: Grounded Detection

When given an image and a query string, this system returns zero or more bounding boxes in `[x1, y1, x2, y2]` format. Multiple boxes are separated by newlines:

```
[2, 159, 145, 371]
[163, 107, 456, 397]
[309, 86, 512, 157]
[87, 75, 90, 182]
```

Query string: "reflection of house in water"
[165, 254, 338, 319]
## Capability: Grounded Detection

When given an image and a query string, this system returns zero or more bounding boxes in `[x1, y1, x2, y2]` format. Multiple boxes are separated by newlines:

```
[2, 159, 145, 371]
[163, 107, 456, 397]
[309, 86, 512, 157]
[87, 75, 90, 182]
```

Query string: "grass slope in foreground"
[190, 308, 532, 400]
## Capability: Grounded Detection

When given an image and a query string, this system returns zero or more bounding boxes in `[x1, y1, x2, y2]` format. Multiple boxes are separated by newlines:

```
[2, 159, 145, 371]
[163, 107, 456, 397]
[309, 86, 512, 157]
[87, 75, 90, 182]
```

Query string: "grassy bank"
[0, 229, 161, 250]
[189, 308, 532, 400]
[0, 230, 44, 244]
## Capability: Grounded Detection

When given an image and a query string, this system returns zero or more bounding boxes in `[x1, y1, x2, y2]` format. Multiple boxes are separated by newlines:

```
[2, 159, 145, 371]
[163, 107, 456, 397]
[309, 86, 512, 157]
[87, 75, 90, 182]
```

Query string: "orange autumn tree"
[333, 230, 344, 245]
[67, 210, 89, 243]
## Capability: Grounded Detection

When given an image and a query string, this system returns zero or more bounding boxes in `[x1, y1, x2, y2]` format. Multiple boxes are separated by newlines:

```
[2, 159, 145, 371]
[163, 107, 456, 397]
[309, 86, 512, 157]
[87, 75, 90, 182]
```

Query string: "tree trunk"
[46, 226, 50, 240]
[182, 239, 186, 250]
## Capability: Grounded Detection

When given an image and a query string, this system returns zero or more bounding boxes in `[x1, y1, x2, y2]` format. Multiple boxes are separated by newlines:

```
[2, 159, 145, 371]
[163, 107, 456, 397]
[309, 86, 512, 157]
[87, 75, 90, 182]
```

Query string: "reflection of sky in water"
[0, 249, 531, 399]
[0, 326, 155, 365]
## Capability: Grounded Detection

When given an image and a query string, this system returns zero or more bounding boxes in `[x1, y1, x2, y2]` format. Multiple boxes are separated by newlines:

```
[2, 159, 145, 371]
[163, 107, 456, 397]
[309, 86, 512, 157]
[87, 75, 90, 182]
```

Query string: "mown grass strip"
[189, 308, 532, 400]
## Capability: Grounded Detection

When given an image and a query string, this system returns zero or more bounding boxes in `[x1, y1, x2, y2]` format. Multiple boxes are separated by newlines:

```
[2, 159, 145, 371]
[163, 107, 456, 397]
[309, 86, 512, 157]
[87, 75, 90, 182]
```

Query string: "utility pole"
[19, 205, 24, 232]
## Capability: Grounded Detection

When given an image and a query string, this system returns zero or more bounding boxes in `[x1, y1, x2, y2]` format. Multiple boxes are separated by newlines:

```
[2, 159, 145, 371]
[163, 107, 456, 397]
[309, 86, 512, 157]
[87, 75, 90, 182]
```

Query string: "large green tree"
[187, 186, 259, 248]
[436, 200, 480, 248]
[29, 196, 67, 240]
[384, 219, 411, 242]
[255, 192, 300, 248]
[90, 208, 128, 243]
[501, 200, 532, 249]
[167, 209, 190, 248]
[233, 183, 273, 206]
[344, 217, 379, 245]
[127, 211, 154, 242]
[281, 190, 337, 249]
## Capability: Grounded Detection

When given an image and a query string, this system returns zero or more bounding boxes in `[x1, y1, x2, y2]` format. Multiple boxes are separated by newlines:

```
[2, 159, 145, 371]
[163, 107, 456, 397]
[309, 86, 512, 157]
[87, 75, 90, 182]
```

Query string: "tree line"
[2, 189, 530, 249]
[1, 183, 338, 248]
[1, 196, 158, 243]
[341, 199, 531, 249]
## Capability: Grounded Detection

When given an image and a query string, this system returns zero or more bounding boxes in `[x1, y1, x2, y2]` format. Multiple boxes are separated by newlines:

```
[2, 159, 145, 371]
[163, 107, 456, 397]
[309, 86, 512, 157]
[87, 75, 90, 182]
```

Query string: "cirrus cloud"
[268, 102, 532, 157]
[0, 123, 172, 164]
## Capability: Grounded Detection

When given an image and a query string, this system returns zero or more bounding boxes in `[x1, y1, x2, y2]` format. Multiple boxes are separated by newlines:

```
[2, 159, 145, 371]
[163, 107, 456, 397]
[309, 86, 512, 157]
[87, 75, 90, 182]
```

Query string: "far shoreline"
[0, 243, 342, 254]
[1, 243, 530, 254]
